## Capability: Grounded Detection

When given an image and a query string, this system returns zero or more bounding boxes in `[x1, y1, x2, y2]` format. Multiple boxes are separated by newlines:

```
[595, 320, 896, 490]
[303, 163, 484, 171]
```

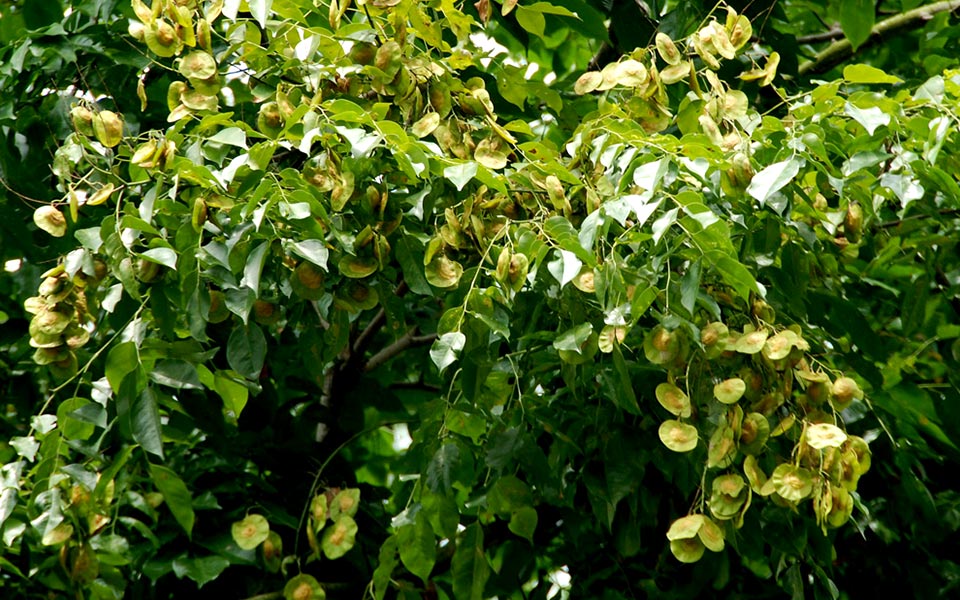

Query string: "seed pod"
[131, 140, 159, 167]
[656, 32, 682, 65]
[253, 300, 280, 325]
[207, 290, 230, 323]
[144, 18, 183, 58]
[257, 102, 284, 138]
[34, 205, 68, 237]
[844, 202, 863, 241]
[196, 18, 212, 52]
[70, 105, 95, 136]
[135, 258, 162, 283]
[191, 197, 207, 231]
[92, 111, 123, 148]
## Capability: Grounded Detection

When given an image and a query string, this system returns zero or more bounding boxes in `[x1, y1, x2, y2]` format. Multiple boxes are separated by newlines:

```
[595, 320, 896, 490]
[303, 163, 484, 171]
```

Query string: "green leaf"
[843, 64, 902, 84]
[680, 259, 701, 315]
[839, 0, 874, 51]
[106, 342, 139, 393]
[543, 216, 597, 267]
[133, 387, 164, 458]
[443, 162, 477, 191]
[214, 372, 249, 419]
[288, 239, 329, 270]
[241, 241, 269, 292]
[707, 252, 758, 301]
[248, 0, 274, 29]
[746, 158, 800, 208]
[227, 323, 267, 379]
[508, 506, 538, 543]
[553, 322, 593, 353]
[610, 345, 641, 413]
[56, 397, 95, 441]
[140, 248, 178, 270]
[397, 516, 436, 584]
[395, 236, 433, 296]
[452, 522, 489, 600]
[172, 555, 229, 587]
[430, 332, 465, 371]
[150, 360, 203, 390]
[426, 441, 461, 493]
[372, 536, 399, 600]
[487, 476, 532, 516]
[149, 463, 195, 536]
[845, 102, 890, 135]
[515, 6, 546, 38]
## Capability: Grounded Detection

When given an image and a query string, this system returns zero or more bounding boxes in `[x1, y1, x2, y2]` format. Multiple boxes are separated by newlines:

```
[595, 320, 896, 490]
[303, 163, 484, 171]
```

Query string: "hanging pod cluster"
[644, 317, 870, 562]
[574, 6, 774, 146]
[25, 264, 101, 379]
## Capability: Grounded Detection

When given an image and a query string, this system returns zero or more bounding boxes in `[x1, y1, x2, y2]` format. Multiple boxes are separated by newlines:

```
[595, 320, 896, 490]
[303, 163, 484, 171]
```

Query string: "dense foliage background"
[2, 0, 960, 598]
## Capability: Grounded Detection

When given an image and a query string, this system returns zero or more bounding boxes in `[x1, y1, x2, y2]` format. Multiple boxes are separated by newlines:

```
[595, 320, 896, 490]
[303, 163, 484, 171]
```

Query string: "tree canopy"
[2, 1, 960, 599]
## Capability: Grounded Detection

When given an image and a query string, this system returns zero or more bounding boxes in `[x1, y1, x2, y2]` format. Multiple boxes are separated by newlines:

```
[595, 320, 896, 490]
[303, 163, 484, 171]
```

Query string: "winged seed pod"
[92, 111, 123, 147]
[655, 32, 682, 65]
[34, 206, 68, 237]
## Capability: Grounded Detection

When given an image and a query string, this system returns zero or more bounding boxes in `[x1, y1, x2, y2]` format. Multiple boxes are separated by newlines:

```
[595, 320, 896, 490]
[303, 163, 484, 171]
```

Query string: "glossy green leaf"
[106, 342, 139, 393]
[843, 64, 902, 84]
[133, 387, 164, 458]
[452, 522, 489, 600]
[430, 331, 465, 371]
[397, 516, 435, 584]
[839, 0, 874, 51]
[747, 158, 800, 207]
[149, 463, 195, 536]
[227, 323, 267, 379]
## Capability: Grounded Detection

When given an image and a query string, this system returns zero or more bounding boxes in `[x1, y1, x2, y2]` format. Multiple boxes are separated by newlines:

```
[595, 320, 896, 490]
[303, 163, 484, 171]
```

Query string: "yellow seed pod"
[92, 111, 124, 148]
[655, 32, 682, 65]
[191, 197, 207, 232]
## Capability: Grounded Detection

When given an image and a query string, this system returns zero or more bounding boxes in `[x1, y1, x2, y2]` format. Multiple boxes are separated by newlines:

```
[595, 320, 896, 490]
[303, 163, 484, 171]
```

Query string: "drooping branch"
[799, 0, 960, 76]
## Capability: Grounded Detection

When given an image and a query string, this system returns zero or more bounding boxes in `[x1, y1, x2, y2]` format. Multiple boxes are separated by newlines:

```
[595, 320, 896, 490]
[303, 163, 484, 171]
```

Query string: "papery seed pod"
[257, 102, 284, 137]
[145, 19, 183, 58]
[844, 202, 863, 241]
[34, 205, 68, 237]
[70, 105, 95, 136]
[191, 197, 207, 231]
[92, 111, 123, 148]
[131, 140, 159, 167]
[196, 18, 211, 51]
[656, 32, 682, 65]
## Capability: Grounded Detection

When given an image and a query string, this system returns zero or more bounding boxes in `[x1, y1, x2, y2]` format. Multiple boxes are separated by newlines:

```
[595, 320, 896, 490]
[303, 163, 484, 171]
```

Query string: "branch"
[797, 27, 845, 44]
[877, 207, 960, 229]
[351, 280, 407, 357]
[238, 592, 283, 600]
[364, 330, 437, 373]
[352, 308, 386, 356]
[799, 0, 960, 76]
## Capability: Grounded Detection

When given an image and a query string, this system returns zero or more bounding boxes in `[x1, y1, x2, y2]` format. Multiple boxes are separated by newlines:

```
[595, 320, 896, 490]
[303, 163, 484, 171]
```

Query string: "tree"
[2, 0, 959, 598]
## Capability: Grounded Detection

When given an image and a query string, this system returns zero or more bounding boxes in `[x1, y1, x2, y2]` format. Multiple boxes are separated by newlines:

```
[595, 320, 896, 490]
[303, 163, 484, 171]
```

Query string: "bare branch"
[797, 27, 845, 44]
[799, 1, 960, 76]
[352, 308, 386, 356]
[364, 330, 438, 373]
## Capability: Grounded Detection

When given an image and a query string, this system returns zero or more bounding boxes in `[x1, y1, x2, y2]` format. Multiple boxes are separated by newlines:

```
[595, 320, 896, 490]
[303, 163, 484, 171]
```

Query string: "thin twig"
[797, 27, 845, 44]
[364, 330, 437, 373]
[878, 207, 960, 229]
